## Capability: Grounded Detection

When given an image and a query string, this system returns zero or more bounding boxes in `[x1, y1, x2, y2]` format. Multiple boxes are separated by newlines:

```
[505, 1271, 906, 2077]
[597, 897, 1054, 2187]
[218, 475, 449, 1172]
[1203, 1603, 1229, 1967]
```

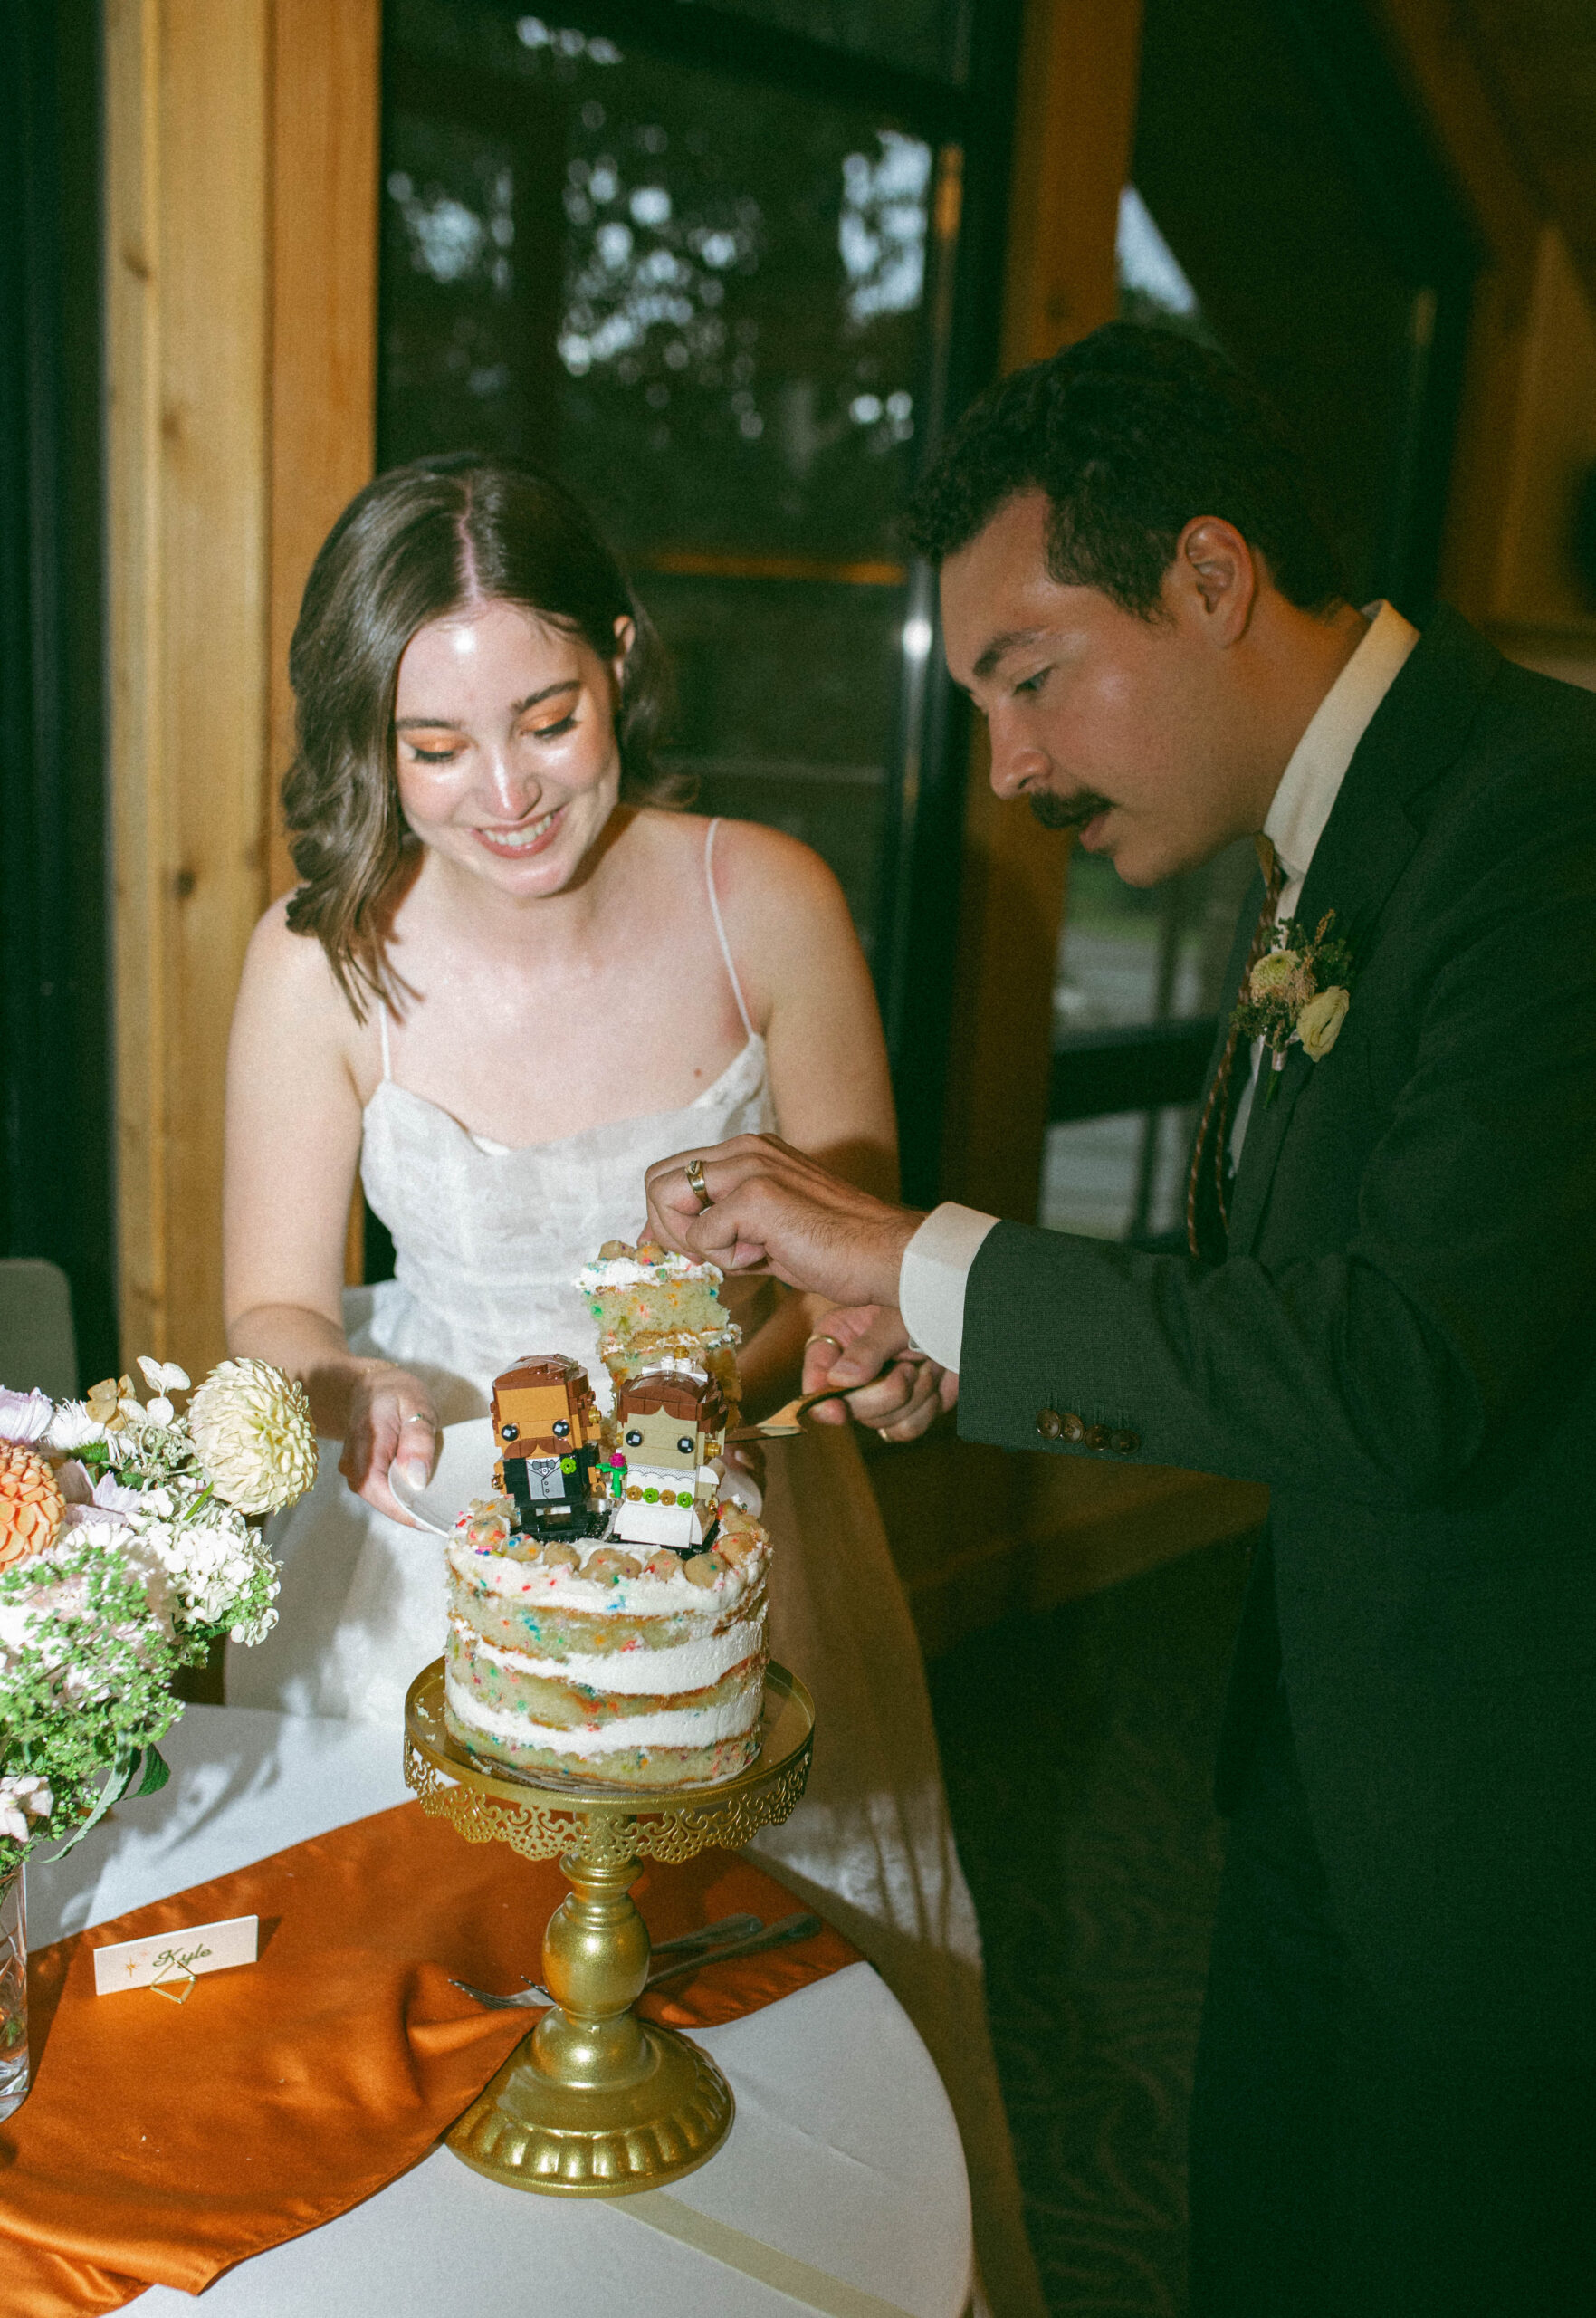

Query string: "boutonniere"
[1231, 910, 1353, 1104]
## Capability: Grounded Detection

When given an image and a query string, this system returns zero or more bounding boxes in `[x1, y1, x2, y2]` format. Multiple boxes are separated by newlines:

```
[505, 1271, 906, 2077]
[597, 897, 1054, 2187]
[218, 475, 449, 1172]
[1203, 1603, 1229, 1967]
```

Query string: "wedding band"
[685, 1158, 712, 1212]
[804, 1332, 846, 1355]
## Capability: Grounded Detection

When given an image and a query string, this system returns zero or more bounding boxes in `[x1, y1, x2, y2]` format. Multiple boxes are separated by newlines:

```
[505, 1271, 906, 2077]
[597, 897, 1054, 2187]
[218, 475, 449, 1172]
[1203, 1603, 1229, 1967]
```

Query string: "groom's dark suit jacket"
[958, 609, 1596, 2066]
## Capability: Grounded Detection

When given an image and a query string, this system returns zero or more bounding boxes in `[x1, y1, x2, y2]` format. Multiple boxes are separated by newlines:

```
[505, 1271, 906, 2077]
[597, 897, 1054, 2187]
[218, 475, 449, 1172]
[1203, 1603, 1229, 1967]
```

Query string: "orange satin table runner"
[0, 1799, 859, 2318]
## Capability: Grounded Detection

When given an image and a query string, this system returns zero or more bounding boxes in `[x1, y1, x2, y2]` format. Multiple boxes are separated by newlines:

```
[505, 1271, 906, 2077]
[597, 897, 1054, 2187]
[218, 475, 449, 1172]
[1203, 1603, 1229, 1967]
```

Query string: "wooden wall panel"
[1483, 224, 1596, 640]
[1373, 0, 1596, 647]
[107, 0, 381, 1370]
[267, 0, 381, 903]
[107, 0, 272, 1373]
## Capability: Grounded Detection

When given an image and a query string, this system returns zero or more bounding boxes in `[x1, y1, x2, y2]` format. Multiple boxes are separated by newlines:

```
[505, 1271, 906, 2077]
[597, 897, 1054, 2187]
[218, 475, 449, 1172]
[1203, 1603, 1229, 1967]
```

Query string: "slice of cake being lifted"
[578, 1240, 742, 1420]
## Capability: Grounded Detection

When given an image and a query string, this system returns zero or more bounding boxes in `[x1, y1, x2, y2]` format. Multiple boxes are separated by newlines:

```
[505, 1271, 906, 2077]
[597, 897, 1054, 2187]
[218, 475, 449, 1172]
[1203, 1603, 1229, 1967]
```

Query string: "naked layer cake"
[444, 1499, 769, 1787]
[443, 1242, 771, 1789]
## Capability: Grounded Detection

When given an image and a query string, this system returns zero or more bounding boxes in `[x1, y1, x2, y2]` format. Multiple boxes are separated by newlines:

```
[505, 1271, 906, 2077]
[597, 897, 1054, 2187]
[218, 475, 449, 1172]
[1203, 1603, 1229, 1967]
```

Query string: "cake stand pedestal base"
[404, 1659, 815, 2197]
[451, 2016, 733, 2193]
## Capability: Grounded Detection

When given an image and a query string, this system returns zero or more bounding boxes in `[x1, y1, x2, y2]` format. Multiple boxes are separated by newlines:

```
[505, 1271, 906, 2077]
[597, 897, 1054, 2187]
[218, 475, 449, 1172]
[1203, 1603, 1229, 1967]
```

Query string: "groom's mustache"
[1028, 788, 1113, 832]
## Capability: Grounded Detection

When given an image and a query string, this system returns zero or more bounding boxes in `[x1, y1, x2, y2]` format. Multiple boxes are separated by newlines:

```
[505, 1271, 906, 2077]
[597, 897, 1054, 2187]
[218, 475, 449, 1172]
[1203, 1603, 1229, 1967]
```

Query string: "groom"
[645, 327, 1596, 2314]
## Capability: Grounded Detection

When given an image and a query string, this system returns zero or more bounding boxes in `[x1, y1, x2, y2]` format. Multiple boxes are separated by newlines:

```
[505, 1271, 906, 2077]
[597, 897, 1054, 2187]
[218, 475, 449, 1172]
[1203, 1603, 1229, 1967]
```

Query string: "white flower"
[0, 1772, 53, 1844]
[1297, 984, 1351, 1061]
[118, 1506, 277, 1635]
[187, 1360, 317, 1514]
[0, 1388, 53, 1446]
[43, 1400, 108, 1453]
[138, 1356, 190, 1396]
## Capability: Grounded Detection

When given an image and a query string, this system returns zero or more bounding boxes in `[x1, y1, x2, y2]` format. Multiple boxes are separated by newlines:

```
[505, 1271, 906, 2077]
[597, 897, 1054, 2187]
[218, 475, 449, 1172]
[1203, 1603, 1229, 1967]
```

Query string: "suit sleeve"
[958, 750, 1596, 1509]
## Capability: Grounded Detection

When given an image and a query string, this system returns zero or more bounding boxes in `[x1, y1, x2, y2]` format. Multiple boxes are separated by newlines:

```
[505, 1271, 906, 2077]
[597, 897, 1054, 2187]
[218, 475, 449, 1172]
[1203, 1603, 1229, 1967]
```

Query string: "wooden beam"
[1371, 0, 1553, 629]
[107, 0, 382, 1368]
[107, 0, 272, 1372]
[999, 0, 1144, 374]
[266, 0, 382, 905]
[940, 0, 1142, 1221]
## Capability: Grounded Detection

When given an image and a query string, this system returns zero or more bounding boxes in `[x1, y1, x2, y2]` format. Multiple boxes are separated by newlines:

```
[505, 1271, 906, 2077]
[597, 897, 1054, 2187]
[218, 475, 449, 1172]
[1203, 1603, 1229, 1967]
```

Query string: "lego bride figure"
[222, 457, 1042, 2318]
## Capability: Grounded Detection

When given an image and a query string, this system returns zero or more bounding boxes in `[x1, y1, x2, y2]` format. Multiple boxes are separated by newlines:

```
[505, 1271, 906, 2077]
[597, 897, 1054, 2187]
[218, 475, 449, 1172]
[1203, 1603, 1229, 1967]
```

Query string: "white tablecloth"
[30, 1706, 973, 2318]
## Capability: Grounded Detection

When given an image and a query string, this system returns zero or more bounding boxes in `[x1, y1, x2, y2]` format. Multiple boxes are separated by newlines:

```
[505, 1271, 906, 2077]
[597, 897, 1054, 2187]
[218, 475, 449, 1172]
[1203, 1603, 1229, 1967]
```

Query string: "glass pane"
[1044, 840, 1256, 1240]
[675, 0, 969, 82]
[382, 0, 948, 960]
[1042, 1109, 1192, 1243]
[1052, 843, 1255, 1040]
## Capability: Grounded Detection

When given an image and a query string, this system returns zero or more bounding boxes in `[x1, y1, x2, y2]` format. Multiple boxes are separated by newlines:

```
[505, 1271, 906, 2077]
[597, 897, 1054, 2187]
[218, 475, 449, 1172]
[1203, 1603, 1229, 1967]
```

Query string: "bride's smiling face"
[392, 595, 633, 897]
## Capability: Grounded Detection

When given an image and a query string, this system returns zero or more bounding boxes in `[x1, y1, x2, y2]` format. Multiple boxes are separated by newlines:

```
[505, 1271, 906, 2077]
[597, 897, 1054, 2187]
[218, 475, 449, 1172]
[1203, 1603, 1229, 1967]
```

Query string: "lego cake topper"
[612, 1366, 728, 1553]
[490, 1353, 608, 1541]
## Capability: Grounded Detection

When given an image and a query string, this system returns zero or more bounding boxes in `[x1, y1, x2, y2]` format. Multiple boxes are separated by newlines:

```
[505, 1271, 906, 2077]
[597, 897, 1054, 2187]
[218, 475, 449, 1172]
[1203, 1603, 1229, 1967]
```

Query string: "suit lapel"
[1226, 608, 1501, 1260]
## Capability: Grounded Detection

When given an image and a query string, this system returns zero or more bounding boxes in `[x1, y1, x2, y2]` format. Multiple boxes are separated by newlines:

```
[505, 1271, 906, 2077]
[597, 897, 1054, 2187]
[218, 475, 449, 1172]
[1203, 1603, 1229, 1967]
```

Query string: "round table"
[31, 1704, 974, 2318]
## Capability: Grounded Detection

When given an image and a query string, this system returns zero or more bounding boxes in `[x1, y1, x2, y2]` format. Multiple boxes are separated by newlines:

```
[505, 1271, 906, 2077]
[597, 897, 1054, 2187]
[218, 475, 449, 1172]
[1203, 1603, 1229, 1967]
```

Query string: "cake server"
[728, 1353, 932, 1440]
[452, 1911, 821, 2009]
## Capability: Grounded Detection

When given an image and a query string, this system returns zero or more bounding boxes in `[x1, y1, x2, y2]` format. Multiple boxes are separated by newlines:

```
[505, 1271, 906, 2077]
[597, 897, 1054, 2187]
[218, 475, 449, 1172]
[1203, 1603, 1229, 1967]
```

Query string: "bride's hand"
[801, 1305, 958, 1443]
[339, 1364, 441, 1528]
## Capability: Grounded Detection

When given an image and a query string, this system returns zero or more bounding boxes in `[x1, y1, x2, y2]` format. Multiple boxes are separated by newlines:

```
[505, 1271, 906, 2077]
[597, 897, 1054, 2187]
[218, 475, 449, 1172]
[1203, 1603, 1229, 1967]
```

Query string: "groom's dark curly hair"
[903, 322, 1346, 618]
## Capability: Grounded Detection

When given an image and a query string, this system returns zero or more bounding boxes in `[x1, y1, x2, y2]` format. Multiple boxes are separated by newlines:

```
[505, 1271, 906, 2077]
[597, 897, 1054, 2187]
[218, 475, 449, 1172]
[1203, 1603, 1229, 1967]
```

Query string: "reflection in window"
[683, 0, 969, 83]
[1044, 843, 1256, 1240]
[380, 0, 951, 975]
[384, 2, 934, 560]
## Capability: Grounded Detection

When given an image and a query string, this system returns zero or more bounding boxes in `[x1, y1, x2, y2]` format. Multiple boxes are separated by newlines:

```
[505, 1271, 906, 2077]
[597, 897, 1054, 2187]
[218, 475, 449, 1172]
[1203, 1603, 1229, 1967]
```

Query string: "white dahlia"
[186, 1359, 317, 1515]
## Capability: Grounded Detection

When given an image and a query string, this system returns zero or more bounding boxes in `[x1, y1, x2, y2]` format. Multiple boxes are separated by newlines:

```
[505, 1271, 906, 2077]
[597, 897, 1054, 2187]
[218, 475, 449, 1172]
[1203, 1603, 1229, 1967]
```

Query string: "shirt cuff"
[898, 1202, 999, 1373]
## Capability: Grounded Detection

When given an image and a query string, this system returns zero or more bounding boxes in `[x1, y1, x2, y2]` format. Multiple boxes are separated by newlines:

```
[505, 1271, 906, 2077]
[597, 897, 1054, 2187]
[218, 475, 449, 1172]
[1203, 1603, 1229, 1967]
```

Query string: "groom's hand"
[643, 1134, 922, 1308]
[802, 1304, 959, 1442]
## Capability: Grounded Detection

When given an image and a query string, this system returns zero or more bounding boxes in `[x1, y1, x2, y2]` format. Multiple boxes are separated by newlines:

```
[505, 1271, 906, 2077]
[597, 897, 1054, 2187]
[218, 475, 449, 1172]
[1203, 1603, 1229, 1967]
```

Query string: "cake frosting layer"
[444, 1664, 763, 1755]
[449, 1612, 766, 1695]
[444, 1501, 773, 1789]
[445, 1532, 767, 1624]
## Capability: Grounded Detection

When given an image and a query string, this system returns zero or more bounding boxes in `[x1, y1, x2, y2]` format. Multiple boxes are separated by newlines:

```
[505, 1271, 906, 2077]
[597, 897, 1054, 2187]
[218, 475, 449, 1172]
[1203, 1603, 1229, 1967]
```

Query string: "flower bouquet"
[0, 1355, 315, 2112]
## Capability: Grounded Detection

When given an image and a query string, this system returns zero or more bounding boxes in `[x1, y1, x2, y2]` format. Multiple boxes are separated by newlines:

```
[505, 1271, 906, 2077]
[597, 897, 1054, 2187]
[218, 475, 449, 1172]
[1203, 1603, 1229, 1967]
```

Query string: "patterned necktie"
[1185, 833, 1285, 1260]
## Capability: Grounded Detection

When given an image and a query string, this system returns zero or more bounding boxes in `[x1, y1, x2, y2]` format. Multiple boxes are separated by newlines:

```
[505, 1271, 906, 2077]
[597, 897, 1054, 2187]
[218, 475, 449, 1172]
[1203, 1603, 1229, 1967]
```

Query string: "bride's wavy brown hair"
[282, 454, 675, 1015]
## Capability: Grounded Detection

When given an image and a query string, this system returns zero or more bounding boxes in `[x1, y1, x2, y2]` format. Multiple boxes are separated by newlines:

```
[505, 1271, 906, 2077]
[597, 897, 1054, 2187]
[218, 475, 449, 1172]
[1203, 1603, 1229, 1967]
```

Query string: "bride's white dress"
[226, 826, 1044, 2318]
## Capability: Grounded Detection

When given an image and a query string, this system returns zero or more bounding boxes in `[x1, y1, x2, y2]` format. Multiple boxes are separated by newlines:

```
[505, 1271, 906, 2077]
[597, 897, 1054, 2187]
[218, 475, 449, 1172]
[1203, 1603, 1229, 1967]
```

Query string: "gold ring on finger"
[685, 1158, 712, 1212]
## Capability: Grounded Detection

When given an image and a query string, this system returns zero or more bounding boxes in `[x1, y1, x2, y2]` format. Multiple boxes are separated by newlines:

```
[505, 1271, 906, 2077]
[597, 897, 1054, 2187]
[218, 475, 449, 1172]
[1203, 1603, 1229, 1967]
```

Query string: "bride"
[222, 455, 1044, 2318]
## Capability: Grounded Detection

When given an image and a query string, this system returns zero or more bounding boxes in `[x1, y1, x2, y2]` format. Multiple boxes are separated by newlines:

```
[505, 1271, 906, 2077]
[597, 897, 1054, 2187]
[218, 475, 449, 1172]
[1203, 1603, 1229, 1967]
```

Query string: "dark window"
[377, 0, 1021, 1227]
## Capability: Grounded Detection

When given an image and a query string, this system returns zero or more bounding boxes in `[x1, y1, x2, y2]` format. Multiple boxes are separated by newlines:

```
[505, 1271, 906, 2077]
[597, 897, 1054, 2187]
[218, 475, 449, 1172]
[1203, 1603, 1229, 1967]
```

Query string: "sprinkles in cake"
[442, 1242, 772, 1789]
[578, 1240, 742, 1417]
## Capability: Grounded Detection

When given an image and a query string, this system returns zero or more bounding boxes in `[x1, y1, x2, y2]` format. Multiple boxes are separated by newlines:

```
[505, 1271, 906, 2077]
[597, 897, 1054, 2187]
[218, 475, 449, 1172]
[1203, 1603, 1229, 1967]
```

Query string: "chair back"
[0, 1258, 80, 1397]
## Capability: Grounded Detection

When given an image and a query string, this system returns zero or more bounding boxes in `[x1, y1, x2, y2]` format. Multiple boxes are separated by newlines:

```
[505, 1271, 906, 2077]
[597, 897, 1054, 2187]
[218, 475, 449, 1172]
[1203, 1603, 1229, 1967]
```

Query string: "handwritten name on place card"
[92, 1914, 259, 1996]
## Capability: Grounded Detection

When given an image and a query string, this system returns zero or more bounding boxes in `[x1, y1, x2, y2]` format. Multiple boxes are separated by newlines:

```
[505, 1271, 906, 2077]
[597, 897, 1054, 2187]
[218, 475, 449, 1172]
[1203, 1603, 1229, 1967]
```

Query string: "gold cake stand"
[403, 1658, 814, 2196]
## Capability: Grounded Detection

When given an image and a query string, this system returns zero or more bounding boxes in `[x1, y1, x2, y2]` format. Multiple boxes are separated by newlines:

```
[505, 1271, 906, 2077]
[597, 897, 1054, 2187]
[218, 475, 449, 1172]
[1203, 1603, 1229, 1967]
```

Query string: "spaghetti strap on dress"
[227, 819, 1044, 2317]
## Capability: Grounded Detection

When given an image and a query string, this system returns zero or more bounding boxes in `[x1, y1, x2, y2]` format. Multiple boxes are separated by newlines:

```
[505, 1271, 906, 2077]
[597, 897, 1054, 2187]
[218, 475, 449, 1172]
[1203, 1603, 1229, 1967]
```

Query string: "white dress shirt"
[898, 601, 1420, 1372]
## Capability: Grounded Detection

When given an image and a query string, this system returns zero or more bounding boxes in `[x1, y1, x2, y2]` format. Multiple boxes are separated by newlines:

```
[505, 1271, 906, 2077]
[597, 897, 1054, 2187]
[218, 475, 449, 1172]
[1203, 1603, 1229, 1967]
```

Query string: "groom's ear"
[1172, 517, 1257, 646]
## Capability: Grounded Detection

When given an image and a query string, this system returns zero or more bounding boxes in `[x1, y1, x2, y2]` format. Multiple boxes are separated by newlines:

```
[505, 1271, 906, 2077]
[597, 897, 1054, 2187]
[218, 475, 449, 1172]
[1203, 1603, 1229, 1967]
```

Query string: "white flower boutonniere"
[1232, 910, 1354, 1104]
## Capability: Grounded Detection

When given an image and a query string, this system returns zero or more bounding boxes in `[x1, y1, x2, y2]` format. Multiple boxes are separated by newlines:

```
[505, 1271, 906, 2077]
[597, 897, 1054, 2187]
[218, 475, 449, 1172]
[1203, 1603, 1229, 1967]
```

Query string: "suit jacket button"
[1111, 1430, 1140, 1455]
[1036, 1409, 1063, 1441]
[1062, 1413, 1085, 1443]
[1084, 1423, 1109, 1451]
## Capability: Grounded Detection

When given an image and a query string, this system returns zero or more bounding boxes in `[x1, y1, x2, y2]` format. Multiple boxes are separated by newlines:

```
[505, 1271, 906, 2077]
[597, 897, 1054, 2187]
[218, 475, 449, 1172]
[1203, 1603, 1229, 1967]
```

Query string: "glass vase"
[0, 1862, 26, 2120]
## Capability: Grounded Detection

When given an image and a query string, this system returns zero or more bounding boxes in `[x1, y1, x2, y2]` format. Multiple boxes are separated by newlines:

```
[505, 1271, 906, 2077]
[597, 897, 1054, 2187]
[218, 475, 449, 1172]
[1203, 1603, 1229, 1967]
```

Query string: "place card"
[92, 1914, 259, 1999]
